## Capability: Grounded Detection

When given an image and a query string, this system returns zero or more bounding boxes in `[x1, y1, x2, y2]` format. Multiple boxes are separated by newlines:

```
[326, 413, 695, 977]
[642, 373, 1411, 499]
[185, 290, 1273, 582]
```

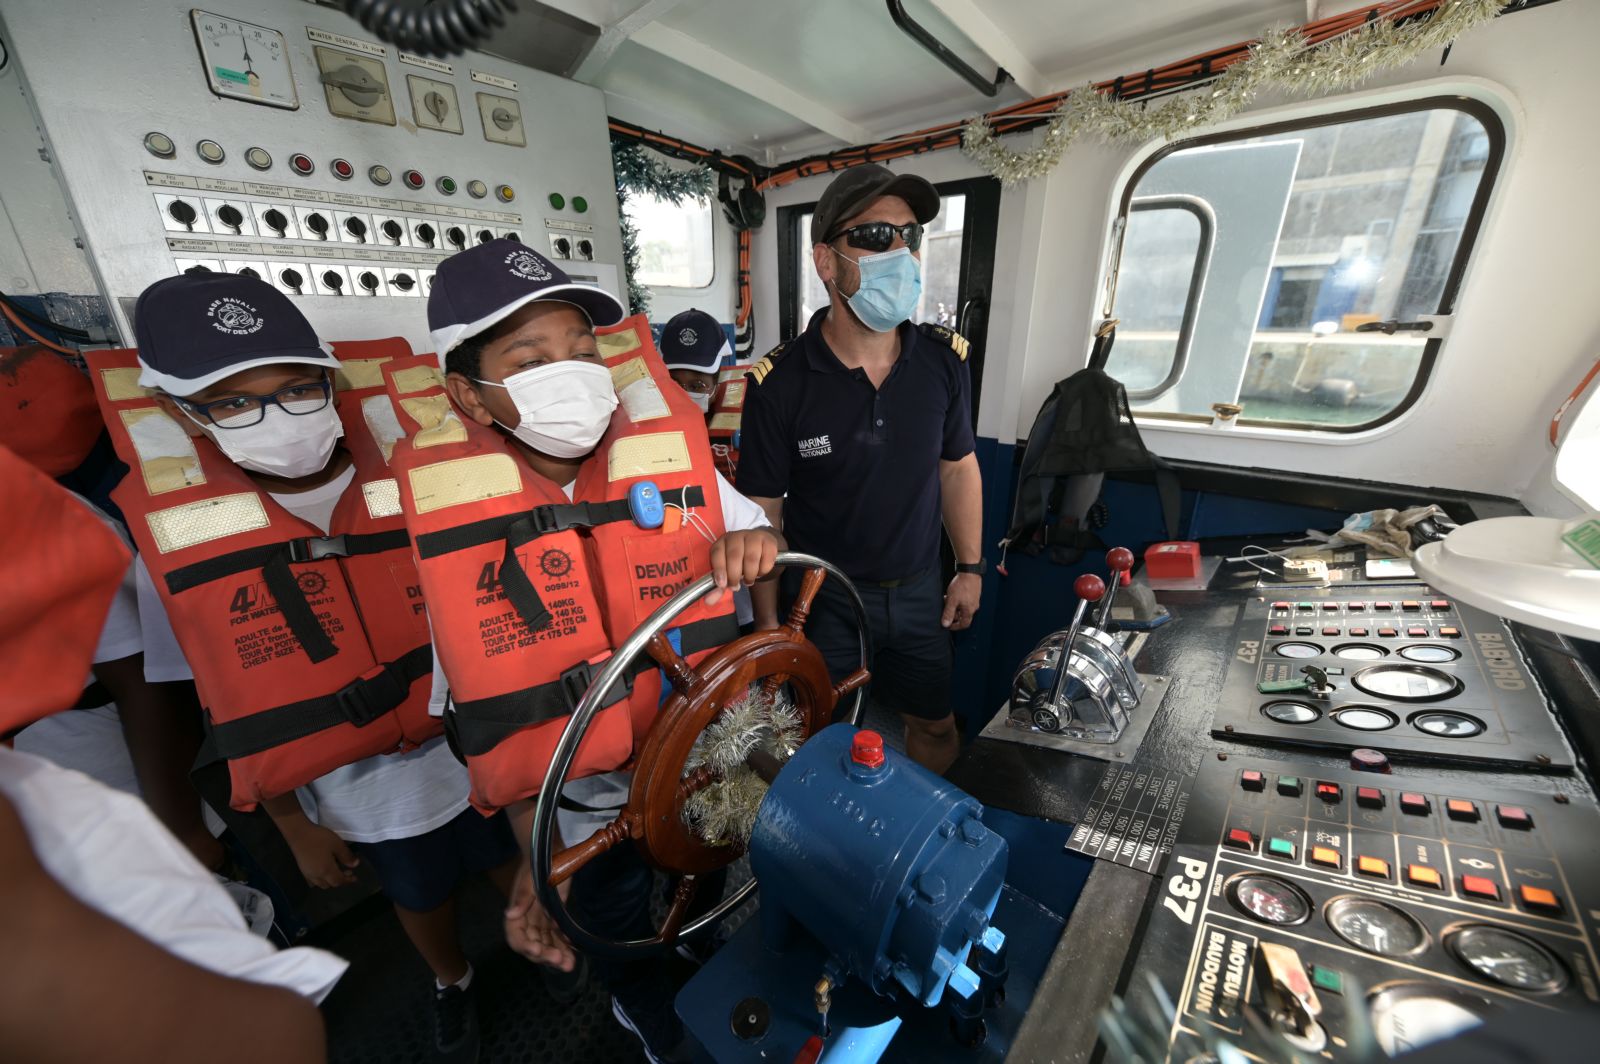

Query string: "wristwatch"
[955, 560, 986, 576]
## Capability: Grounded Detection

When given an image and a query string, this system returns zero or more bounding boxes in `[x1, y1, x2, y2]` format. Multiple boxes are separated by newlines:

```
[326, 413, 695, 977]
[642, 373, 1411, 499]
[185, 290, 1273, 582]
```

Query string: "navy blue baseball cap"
[134, 274, 338, 395]
[659, 309, 728, 374]
[428, 239, 625, 355]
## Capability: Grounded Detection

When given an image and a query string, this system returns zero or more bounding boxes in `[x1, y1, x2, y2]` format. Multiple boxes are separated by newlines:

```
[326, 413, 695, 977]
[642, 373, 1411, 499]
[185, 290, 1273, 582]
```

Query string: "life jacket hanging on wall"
[386, 314, 738, 813]
[87, 341, 439, 810]
[705, 363, 751, 481]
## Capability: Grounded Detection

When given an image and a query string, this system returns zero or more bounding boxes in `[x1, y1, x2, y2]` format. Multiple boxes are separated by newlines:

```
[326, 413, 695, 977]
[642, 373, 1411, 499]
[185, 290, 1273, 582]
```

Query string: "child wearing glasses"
[109, 273, 517, 1063]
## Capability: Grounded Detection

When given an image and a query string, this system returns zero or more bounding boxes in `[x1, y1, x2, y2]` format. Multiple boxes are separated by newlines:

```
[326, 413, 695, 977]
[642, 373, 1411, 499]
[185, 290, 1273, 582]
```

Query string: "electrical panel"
[0, 0, 623, 352]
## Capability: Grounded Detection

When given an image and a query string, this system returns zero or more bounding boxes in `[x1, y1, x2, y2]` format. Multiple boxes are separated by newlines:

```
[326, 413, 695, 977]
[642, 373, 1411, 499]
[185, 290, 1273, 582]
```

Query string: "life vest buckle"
[335, 662, 406, 727]
[288, 534, 352, 563]
[558, 655, 631, 713]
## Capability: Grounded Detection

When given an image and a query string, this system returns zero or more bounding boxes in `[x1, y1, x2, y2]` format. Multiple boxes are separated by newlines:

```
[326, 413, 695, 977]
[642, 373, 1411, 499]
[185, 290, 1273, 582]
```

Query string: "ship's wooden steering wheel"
[530, 552, 870, 957]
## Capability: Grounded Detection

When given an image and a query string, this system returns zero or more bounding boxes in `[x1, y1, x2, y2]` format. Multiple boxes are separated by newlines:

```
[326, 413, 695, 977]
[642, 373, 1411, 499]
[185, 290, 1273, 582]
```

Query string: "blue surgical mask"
[833, 246, 921, 332]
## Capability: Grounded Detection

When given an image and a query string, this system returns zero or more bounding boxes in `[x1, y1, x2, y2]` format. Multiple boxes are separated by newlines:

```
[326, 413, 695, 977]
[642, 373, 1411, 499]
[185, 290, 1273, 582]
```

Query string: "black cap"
[428, 239, 625, 354]
[659, 309, 729, 374]
[134, 273, 338, 396]
[809, 164, 938, 246]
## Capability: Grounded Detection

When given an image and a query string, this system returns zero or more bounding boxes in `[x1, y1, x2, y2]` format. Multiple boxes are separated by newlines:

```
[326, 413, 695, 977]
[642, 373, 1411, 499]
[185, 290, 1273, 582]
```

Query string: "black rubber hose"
[341, 0, 517, 58]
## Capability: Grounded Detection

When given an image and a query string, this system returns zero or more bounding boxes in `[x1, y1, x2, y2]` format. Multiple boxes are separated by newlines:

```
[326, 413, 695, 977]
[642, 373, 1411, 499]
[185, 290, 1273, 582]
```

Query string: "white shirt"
[0, 745, 347, 1002]
[429, 470, 772, 843]
[134, 465, 470, 844]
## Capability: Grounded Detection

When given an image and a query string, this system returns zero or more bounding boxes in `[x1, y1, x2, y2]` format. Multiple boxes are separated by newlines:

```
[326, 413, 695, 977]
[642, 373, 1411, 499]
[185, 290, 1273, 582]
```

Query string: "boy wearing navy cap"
[658, 308, 729, 413]
[124, 273, 519, 1063]
[422, 241, 779, 1062]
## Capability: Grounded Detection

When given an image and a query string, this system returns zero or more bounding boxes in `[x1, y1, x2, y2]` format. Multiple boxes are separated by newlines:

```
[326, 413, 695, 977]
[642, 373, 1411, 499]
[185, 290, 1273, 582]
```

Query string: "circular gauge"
[1446, 925, 1567, 992]
[1353, 664, 1463, 702]
[1368, 983, 1493, 1057]
[1411, 711, 1485, 738]
[1273, 641, 1323, 659]
[1400, 644, 1460, 663]
[1332, 706, 1398, 732]
[1262, 701, 1321, 725]
[1326, 897, 1428, 956]
[1334, 643, 1387, 660]
[1227, 874, 1312, 926]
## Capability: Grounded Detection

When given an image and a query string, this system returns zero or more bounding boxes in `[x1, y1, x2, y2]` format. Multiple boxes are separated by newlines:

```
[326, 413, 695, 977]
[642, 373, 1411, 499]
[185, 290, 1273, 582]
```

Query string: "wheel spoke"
[548, 813, 637, 886]
[785, 568, 828, 632]
[647, 632, 703, 693]
[660, 875, 700, 943]
[833, 668, 871, 702]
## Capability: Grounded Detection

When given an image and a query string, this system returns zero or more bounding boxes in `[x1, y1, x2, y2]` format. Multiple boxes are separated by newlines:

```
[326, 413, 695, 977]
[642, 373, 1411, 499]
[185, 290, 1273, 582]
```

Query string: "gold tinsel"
[961, 0, 1509, 185]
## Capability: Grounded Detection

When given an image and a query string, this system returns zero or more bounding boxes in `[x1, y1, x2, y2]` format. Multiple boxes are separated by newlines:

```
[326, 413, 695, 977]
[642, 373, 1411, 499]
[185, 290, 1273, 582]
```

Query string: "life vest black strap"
[449, 613, 740, 757]
[163, 530, 411, 593]
[261, 549, 340, 663]
[413, 485, 707, 561]
[199, 643, 432, 762]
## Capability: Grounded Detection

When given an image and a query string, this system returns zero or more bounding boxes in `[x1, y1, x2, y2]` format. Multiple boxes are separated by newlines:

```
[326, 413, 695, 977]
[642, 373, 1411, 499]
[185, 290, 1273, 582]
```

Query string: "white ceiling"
[525, 0, 1315, 163]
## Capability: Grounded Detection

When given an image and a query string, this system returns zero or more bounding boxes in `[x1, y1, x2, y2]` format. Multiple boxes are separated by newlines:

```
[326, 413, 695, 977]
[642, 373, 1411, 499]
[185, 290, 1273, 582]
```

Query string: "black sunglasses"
[829, 221, 923, 254]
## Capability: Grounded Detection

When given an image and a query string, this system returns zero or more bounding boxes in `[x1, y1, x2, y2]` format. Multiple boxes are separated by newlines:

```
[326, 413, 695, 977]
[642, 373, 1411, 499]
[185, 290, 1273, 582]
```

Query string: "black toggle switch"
[415, 222, 436, 248]
[321, 270, 345, 294]
[305, 213, 330, 240]
[343, 217, 368, 243]
[167, 199, 198, 230]
[280, 267, 304, 294]
[358, 271, 380, 294]
[446, 226, 466, 249]
[262, 208, 290, 237]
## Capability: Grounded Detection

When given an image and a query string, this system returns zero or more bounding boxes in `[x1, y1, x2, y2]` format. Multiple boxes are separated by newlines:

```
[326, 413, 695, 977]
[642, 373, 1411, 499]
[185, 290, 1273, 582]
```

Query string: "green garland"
[611, 140, 714, 317]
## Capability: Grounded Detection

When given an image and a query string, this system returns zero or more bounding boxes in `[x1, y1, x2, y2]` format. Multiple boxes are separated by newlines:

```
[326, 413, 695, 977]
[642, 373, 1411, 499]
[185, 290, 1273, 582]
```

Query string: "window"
[793, 194, 969, 334]
[622, 192, 714, 288]
[1106, 100, 1503, 430]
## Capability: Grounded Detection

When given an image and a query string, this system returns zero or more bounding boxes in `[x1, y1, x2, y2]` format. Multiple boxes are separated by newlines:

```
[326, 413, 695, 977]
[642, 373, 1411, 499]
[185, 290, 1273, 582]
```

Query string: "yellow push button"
[1406, 864, 1442, 889]
[1519, 885, 1561, 913]
[1357, 855, 1390, 879]
[1310, 846, 1342, 869]
[496, 183, 515, 203]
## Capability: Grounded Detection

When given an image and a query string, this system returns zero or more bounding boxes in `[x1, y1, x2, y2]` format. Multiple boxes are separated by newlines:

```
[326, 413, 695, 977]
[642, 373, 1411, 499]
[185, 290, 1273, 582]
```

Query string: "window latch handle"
[1355, 319, 1435, 335]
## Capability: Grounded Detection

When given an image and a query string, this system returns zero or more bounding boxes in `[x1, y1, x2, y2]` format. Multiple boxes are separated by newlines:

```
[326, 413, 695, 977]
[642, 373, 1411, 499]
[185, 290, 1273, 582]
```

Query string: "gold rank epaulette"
[918, 322, 970, 361]
[747, 341, 789, 385]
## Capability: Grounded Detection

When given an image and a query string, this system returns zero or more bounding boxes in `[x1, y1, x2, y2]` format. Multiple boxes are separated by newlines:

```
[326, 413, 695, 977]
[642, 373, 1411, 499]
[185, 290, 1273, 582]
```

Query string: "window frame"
[1106, 94, 1506, 434]
[623, 190, 718, 291]
[1105, 194, 1216, 402]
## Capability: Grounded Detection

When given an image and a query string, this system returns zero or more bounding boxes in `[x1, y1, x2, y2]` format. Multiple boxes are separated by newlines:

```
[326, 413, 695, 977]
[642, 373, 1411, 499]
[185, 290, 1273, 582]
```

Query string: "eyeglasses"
[678, 379, 716, 395]
[829, 221, 924, 254]
[177, 377, 333, 429]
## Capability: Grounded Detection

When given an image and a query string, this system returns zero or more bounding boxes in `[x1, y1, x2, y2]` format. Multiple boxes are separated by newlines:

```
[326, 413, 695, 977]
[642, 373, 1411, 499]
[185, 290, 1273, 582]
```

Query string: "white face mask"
[187, 401, 344, 478]
[688, 391, 713, 414]
[475, 359, 619, 459]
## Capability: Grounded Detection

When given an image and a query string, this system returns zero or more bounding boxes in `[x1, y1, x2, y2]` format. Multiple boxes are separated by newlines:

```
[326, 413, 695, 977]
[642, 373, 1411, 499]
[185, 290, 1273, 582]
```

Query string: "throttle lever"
[1097, 547, 1135, 629]
[1050, 574, 1106, 707]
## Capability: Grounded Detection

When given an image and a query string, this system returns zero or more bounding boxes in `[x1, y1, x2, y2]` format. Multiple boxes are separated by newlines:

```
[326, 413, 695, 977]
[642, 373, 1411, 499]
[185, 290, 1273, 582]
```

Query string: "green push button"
[1277, 776, 1302, 797]
[548, 192, 566, 210]
[1311, 966, 1343, 995]
[572, 195, 588, 213]
[1297, 602, 1315, 610]
[1267, 838, 1297, 860]
[1258, 677, 1312, 694]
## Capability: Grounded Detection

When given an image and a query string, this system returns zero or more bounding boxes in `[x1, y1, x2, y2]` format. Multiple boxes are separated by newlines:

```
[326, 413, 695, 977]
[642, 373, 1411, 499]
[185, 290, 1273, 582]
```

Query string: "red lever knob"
[851, 730, 885, 768]
[1074, 574, 1106, 602]
[1106, 547, 1135, 572]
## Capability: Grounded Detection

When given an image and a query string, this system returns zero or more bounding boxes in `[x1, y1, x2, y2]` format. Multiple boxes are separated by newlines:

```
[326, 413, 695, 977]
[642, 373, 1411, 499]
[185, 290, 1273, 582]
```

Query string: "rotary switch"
[358, 271, 381, 295]
[304, 212, 331, 240]
[166, 200, 199, 230]
[380, 219, 405, 245]
[390, 272, 416, 293]
[279, 268, 305, 294]
[414, 223, 436, 248]
[216, 204, 245, 235]
[262, 208, 290, 237]
[321, 270, 345, 295]
[343, 216, 368, 243]
[445, 226, 467, 249]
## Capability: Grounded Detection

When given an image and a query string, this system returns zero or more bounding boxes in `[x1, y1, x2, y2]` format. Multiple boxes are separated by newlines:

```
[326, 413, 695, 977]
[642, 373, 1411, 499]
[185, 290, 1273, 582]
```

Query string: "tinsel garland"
[611, 140, 715, 316]
[961, 0, 1508, 185]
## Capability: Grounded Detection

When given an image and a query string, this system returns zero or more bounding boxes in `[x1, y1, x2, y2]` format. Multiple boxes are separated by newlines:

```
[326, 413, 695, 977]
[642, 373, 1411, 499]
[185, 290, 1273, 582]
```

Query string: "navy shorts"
[355, 807, 520, 913]
[785, 564, 953, 721]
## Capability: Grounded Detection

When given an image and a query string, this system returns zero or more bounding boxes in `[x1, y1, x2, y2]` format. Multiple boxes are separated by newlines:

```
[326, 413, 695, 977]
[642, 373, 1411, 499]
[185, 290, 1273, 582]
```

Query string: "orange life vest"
[86, 340, 439, 810]
[706, 364, 749, 480]
[384, 314, 738, 812]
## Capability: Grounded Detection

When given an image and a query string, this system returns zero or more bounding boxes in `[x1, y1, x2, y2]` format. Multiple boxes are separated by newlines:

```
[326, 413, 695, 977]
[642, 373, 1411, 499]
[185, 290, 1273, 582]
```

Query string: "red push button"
[289, 152, 314, 175]
[1347, 602, 1367, 611]
[1378, 628, 1398, 638]
[1460, 875, 1500, 902]
[1374, 602, 1393, 611]
[1271, 601, 1291, 610]
[403, 169, 425, 189]
[1496, 805, 1532, 829]
[1316, 782, 1342, 802]
[1349, 627, 1369, 637]
[1401, 601, 1421, 612]
[1407, 626, 1428, 637]
[1447, 799, 1480, 822]
[1226, 828, 1256, 852]
[1519, 885, 1561, 913]
[1241, 770, 1265, 791]
[1322, 603, 1340, 611]
[1400, 792, 1430, 815]
[1439, 626, 1461, 638]
[1407, 864, 1442, 889]
[850, 730, 885, 768]
[1323, 626, 1340, 637]
[1356, 787, 1384, 809]
[1269, 624, 1289, 636]
[1430, 600, 1450, 610]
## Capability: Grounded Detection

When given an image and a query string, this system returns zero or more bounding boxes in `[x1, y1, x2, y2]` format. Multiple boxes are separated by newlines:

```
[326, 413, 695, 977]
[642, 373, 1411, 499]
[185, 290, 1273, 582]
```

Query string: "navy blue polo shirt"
[737, 308, 975, 582]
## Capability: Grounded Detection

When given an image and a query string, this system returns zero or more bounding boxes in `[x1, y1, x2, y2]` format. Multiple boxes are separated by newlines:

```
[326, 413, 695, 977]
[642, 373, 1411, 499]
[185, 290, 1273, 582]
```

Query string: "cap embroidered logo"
[678, 327, 698, 346]
[505, 249, 552, 282]
[208, 297, 264, 336]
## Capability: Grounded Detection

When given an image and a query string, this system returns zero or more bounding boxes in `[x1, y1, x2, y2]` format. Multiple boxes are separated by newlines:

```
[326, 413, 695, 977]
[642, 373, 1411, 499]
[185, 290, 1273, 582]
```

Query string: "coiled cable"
[341, 0, 517, 58]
